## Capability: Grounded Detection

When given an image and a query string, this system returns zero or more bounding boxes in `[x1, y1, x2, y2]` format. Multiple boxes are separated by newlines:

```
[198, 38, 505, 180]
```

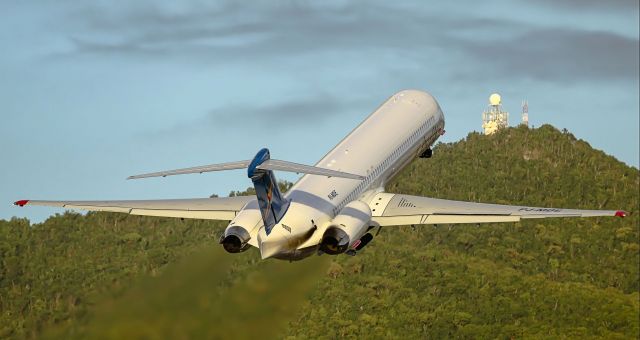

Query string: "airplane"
[14, 90, 627, 261]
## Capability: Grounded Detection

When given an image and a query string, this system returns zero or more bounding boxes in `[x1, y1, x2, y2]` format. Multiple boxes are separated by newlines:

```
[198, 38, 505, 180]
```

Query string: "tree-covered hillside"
[287, 125, 639, 339]
[1, 125, 638, 339]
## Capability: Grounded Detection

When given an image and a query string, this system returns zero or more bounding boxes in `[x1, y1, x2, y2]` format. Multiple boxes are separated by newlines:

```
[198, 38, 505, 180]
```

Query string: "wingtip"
[615, 210, 628, 218]
[14, 200, 29, 207]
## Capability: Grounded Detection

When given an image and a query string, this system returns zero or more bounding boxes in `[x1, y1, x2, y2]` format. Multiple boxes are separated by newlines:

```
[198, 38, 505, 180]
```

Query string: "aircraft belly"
[257, 202, 331, 259]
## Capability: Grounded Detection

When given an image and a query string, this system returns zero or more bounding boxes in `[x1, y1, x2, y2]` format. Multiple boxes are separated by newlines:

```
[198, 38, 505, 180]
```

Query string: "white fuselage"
[233, 90, 445, 260]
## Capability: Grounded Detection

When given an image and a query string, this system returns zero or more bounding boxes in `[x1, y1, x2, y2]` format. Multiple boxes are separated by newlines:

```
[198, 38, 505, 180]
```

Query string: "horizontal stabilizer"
[127, 160, 251, 180]
[256, 159, 364, 180]
[128, 158, 363, 180]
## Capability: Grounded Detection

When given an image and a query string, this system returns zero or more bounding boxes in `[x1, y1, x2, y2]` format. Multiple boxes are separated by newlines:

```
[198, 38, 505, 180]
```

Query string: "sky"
[1, 0, 638, 223]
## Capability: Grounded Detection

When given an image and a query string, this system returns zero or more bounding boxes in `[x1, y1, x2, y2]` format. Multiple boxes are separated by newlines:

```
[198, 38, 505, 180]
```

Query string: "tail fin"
[248, 148, 290, 235]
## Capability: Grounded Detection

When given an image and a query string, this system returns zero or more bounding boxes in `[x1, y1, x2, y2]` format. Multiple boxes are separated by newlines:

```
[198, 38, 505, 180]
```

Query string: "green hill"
[1, 125, 638, 339]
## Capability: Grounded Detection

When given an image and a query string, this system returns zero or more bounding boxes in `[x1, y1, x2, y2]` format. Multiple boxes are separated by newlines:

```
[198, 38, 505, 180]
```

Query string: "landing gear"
[344, 233, 375, 256]
[419, 148, 433, 158]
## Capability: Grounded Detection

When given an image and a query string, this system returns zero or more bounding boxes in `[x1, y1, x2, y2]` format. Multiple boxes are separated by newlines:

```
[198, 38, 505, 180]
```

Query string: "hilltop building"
[482, 93, 509, 135]
[521, 100, 529, 127]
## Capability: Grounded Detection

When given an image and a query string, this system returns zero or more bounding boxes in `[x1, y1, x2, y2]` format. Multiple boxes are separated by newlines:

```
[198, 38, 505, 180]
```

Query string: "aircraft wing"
[369, 193, 626, 226]
[13, 196, 255, 220]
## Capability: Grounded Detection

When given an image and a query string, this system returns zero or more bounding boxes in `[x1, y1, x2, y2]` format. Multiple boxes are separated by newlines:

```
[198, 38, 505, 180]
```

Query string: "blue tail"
[248, 148, 290, 235]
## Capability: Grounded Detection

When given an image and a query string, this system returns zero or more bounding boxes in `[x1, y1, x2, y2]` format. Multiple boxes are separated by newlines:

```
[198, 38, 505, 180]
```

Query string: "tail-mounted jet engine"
[219, 210, 256, 253]
[220, 225, 251, 253]
[319, 201, 372, 255]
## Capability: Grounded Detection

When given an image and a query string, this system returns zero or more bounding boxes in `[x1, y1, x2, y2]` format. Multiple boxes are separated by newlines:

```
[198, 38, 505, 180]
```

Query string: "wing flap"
[428, 215, 521, 224]
[68, 205, 133, 214]
[129, 209, 237, 220]
[372, 215, 521, 226]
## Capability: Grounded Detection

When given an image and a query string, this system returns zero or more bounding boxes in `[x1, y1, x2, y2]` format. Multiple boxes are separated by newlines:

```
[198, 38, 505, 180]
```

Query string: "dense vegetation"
[1, 125, 638, 339]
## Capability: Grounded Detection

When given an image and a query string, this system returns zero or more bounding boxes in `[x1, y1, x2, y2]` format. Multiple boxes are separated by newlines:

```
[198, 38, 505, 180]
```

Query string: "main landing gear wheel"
[419, 148, 433, 158]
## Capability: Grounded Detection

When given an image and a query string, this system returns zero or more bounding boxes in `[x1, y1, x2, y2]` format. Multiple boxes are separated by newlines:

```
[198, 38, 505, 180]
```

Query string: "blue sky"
[1, 0, 638, 223]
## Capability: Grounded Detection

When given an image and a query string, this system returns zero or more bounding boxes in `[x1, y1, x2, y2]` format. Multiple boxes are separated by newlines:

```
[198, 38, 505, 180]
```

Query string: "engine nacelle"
[220, 226, 251, 253]
[219, 209, 256, 253]
[319, 200, 372, 255]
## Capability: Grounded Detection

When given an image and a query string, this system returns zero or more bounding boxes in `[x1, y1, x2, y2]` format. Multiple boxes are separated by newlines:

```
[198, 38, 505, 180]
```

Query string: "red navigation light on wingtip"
[615, 210, 627, 218]
[14, 200, 29, 207]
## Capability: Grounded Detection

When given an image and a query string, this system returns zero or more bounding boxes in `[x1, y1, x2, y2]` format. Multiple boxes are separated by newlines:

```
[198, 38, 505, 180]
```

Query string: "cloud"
[208, 92, 356, 125]
[142, 91, 367, 140]
[451, 28, 639, 83]
[529, 0, 639, 12]
[59, 2, 524, 62]
[64, 2, 437, 59]
[53, 1, 638, 85]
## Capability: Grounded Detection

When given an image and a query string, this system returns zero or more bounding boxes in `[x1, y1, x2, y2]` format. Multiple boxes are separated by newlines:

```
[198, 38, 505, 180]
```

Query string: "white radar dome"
[489, 93, 501, 106]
